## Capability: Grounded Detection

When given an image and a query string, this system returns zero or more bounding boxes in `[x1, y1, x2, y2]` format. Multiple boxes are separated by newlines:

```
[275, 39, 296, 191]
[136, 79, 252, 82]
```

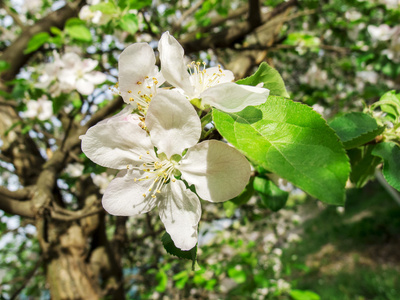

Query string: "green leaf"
[348, 146, 381, 188]
[161, 232, 197, 268]
[329, 112, 385, 149]
[223, 178, 254, 217]
[90, 2, 118, 14]
[290, 289, 320, 300]
[119, 14, 139, 35]
[65, 18, 92, 42]
[372, 90, 400, 121]
[236, 62, 289, 98]
[372, 142, 400, 191]
[213, 96, 350, 205]
[0, 60, 10, 73]
[24, 32, 50, 54]
[227, 267, 246, 284]
[253, 176, 288, 211]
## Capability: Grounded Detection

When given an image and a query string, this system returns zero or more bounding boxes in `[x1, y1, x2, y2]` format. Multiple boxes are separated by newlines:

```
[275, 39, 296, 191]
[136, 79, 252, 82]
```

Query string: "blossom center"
[126, 152, 177, 199]
[187, 61, 225, 98]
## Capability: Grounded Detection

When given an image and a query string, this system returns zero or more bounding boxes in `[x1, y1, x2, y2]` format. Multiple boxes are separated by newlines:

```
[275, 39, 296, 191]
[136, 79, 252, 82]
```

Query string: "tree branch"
[0, 186, 33, 200]
[248, 0, 262, 28]
[0, 194, 34, 218]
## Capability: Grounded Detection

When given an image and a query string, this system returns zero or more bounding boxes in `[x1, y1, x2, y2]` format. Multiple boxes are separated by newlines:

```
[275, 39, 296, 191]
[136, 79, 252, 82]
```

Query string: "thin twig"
[51, 207, 104, 221]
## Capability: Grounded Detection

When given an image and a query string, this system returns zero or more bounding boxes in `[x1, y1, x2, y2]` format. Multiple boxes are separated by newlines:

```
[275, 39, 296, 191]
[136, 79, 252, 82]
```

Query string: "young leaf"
[213, 96, 350, 205]
[236, 62, 290, 98]
[348, 146, 381, 188]
[161, 232, 197, 268]
[90, 2, 118, 14]
[253, 176, 288, 211]
[372, 90, 400, 121]
[329, 112, 385, 149]
[119, 14, 139, 35]
[0, 60, 10, 73]
[65, 18, 92, 42]
[24, 32, 50, 54]
[371, 142, 400, 191]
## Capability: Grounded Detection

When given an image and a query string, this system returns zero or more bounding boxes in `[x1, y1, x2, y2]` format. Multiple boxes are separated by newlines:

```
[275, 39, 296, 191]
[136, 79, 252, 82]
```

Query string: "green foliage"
[0, 60, 10, 73]
[253, 176, 289, 211]
[90, 2, 118, 14]
[290, 289, 320, 300]
[24, 32, 50, 54]
[348, 146, 381, 188]
[161, 232, 197, 268]
[236, 62, 290, 98]
[65, 18, 92, 42]
[329, 112, 385, 149]
[213, 96, 350, 205]
[119, 14, 139, 35]
[371, 142, 400, 191]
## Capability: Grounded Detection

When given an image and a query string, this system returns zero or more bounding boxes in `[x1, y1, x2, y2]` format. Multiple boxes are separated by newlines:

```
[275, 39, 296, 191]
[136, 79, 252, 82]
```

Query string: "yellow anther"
[196, 62, 200, 65]
[145, 176, 149, 179]
[146, 151, 150, 154]
[129, 98, 134, 101]
[172, 178, 176, 182]
[149, 188, 152, 191]
[143, 163, 146, 166]
[128, 90, 132, 93]
[156, 190, 161, 193]
[147, 86, 151, 89]
[138, 91, 141, 94]
[139, 155, 142, 159]
[142, 194, 146, 197]
[145, 76, 149, 79]
[134, 178, 137, 182]
[137, 81, 142, 85]
[151, 194, 156, 198]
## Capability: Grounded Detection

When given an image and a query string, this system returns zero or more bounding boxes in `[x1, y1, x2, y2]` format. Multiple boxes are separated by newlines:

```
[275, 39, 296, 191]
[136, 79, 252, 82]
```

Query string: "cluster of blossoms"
[36, 51, 107, 97]
[81, 32, 269, 250]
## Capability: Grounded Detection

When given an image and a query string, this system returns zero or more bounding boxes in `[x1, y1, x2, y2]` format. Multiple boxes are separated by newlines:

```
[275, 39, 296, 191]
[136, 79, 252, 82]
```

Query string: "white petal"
[204, 67, 234, 84]
[158, 180, 201, 250]
[81, 58, 98, 73]
[146, 90, 201, 158]
[81, 120, 155, 169]
[76, 78, 94, 95]
[102, 170, 158, 216]
[201, 82, 269, 112]
[97, 106, 136, 125]
[84, 71, 107, 84]
[159, 31, 194, 95]
[58, 69, 76, 86]
[118, 43, 156, 103]
[179, 140, 251, 202]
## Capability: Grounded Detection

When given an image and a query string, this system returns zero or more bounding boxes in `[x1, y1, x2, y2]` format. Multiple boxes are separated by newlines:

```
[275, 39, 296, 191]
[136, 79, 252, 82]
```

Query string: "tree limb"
[0, 186, 33, 200]
[0, 194, 34, 218]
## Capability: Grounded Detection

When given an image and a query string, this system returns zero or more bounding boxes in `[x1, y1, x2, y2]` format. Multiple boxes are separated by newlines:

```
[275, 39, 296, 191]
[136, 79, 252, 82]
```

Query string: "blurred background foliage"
[0, 0, 399, 299]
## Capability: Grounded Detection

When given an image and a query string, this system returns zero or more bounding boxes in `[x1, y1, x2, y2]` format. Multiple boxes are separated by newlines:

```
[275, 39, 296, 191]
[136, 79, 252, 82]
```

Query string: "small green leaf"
[161, 232, 197, 268]
[65, 18, 92, 42]
[224, 178, 254, 217]
[213, 96, 350, 205]
[0, 60, 10, 73]
[372, 142, 400, 191]
[348, 146, 381, 188]
[290, 289, 320, 300]
[24, 32, 50, 54]
[236, 62, 289, 98]
[119, 14, 139, 35]
[155, 270, 168, 292]
[90, 2, 118, 14]
[372, 90, 400, 121]
[254, 176, 288, 211]
[227, 267, 246, 284]
[329, 112, 385, 149]
[50, 26, 62, 36]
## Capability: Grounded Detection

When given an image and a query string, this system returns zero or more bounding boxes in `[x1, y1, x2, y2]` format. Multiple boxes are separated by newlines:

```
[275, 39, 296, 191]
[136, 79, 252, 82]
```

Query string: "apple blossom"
[117, 42, 165, 113]
[80, 90, 251, 250]
[20, 95, 53, 121]
[159, 31, 269, 112]
[57, 53, 107, 95]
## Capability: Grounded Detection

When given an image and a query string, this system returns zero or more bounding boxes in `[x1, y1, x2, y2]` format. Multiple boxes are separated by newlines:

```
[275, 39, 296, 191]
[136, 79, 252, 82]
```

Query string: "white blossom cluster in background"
[368, 24, 400, 62]
[35, 51, 106, 97]
[80, 32, 270, 250]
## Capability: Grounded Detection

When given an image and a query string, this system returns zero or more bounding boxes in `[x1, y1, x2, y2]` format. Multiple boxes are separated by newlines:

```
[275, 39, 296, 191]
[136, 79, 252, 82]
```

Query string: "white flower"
[81, 90, 251, 250]
[21, 95, 53, 121]
[65, 163, 84, 177]
[367, 24, 395, 41]
[58, 53, 107, 95]
[117, 43, 165, 113]
[158, 32, 269, 112]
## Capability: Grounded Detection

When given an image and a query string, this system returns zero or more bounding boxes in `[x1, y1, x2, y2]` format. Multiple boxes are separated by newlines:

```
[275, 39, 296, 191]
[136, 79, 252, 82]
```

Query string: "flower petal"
[201, 82, 269, 112]
[81, 119, 155, 169]
[76, 78, 94, 95]
[119, 43, 156, 104]
[146, 89, 201, 158]
[84, 71, 107, 85]
[159, 31, 194, 95]
[158, 180, 201, 250]
[179, 140, 251, 202]
[102, 170, 158, 216]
